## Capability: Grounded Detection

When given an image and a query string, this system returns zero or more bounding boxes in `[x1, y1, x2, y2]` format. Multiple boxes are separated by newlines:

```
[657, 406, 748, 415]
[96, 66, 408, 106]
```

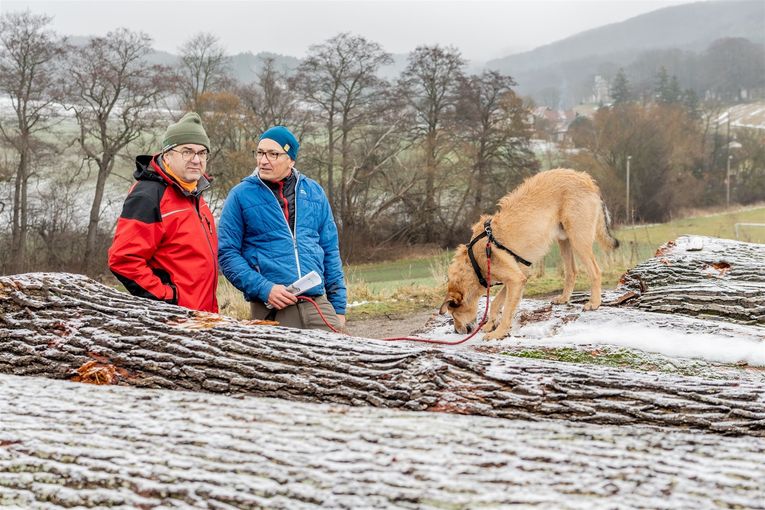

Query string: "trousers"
[250, 294, 342, 332]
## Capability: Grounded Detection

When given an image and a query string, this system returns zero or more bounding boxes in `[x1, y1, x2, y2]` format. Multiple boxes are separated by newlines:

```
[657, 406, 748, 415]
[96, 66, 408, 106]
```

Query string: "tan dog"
[439, 168, 619, 339]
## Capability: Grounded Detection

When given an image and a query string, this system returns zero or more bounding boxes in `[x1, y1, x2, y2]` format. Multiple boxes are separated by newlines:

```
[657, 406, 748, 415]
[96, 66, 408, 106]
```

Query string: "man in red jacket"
[108, 112, 218, 312]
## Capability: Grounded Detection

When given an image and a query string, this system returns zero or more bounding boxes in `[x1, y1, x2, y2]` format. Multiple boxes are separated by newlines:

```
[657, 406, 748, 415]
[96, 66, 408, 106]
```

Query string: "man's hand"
[268, 285, 297, 309]
[337, 314, 346, 327]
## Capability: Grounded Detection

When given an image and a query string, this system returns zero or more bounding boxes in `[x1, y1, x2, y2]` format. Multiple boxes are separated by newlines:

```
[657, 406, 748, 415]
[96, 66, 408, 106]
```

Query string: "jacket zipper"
[259, 174, 301, 278]
[293, 176, 301, 276]
[156, 158, 217, 312]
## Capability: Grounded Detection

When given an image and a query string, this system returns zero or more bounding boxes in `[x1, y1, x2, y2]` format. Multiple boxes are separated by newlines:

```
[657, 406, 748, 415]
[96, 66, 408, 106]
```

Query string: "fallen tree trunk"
[1, 272, 764, 436]
[612, 235, 765, 324]
[1, 373, 763, 510]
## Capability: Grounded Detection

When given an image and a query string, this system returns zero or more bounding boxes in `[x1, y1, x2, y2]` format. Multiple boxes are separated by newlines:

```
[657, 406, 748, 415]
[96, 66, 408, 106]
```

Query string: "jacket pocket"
[153, 267, 178, 304]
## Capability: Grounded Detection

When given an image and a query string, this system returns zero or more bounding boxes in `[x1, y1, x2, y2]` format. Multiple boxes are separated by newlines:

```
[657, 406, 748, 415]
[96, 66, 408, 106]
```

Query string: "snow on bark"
[1, 272, 764, 436]
[419, 295, 765, 366]
[613, 235, 765, 324]
[1, 373, 763, 510]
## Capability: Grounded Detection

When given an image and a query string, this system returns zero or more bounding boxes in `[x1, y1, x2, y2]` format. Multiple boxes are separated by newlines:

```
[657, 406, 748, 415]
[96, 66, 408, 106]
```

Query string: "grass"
[512, 347, 654, 369]
[217, 278, 251, 320]
[502, 346, 754, 378]
[502, 345, 765, 380]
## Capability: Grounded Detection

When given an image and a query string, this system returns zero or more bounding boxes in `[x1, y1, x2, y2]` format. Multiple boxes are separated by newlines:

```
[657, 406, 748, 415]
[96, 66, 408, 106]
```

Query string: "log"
[1, 373, 763, 509]
[2, 272, 764, 436]
[611, 235, 765, 324]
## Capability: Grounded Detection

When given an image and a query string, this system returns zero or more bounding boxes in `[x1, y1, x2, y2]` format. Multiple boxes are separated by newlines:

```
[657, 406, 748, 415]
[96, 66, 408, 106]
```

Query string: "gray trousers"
[250, 295, 342, 332]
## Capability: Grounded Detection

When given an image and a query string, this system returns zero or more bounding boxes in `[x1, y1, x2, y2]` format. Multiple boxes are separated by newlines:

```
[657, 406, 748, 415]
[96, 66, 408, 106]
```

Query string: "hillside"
[487, 0, 764, 74]
[486, 0, 764, 105]
[142, 49, 300, 84]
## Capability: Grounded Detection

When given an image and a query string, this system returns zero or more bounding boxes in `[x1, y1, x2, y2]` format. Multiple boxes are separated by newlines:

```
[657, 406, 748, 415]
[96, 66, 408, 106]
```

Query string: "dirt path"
[345, 309, 436, 339]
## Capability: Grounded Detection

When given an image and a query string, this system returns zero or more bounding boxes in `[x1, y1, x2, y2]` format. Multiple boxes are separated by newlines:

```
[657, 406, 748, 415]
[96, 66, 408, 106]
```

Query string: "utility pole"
[726, 154, 732, 208]
[626, 155, 632, 224]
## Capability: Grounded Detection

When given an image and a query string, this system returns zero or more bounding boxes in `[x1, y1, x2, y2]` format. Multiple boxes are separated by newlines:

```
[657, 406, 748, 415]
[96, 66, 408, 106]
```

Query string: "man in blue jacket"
[218, 126, 346, 331]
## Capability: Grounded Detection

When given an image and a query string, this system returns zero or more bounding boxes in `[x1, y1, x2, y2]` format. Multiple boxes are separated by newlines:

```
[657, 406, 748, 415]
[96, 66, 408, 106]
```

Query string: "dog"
[439, 168, 619, 340]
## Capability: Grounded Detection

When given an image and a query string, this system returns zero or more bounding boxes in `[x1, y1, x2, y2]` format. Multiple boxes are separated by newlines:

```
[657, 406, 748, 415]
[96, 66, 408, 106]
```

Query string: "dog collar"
[466, 219, 532, 288]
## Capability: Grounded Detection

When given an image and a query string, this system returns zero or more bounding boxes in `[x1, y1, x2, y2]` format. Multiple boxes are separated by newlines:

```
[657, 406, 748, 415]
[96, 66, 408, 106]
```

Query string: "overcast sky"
[4, 0, 693, 62]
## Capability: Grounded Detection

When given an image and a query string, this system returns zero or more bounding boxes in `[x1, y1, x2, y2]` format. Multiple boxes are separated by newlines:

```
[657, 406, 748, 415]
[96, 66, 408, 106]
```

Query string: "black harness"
[466, 219, 532, 288]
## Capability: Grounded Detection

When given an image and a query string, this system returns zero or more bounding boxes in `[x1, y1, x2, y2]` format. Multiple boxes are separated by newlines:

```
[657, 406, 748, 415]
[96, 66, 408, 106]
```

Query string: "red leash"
[297, 255, 493, 346]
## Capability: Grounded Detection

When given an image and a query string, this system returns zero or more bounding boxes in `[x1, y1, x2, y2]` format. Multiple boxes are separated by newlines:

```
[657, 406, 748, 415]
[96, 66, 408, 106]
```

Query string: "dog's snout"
[465, 322, 476, 334]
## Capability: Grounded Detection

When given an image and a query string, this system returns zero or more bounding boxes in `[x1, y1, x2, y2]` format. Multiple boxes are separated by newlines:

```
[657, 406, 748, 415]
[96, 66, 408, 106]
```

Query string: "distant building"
[572, 104, 600, 119]
[591, 75, 611, 105]
[531, 106, 577, 142]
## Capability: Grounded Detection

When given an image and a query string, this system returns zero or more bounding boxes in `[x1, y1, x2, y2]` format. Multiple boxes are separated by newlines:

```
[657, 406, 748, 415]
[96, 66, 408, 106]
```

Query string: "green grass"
[502, 345, 765, 380]
[512, 347, 650, 369]
[345, 205, 765, 318]
[503, 346, 750, 378]
[345, 251, 452, 293]
[619, 205, 765, 246]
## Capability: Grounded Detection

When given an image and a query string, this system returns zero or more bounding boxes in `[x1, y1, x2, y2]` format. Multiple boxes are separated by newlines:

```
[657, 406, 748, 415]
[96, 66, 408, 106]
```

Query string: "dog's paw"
[583, 301, 601, 311]
[483, 329, 509, 340]
[483, 320, 498, 333]
[551, 294, 569, 305]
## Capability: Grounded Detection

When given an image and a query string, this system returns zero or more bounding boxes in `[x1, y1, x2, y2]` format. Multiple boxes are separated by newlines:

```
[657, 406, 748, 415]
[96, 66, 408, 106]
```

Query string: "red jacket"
[108, 154, 218, 312]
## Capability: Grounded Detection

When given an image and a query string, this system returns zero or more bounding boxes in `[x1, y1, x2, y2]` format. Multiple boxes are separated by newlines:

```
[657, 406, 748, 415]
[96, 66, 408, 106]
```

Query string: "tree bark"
[1, 373, 763, 509]
[10, 145, 29, 274]
[610, 235, 765, 324]
[1, 271, 764, 436]
[83, 159, 111, 273]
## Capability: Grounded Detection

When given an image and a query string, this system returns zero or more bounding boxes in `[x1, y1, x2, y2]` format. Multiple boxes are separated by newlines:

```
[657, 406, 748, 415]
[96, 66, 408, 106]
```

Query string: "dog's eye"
[448, 299, 460, 309]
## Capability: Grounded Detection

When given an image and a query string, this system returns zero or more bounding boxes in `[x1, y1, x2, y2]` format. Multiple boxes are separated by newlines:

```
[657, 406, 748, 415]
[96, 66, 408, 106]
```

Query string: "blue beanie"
[259, 126, 299, 160]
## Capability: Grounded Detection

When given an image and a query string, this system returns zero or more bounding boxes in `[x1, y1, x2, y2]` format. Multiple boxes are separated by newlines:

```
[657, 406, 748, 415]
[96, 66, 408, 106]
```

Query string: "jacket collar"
[251, 168, 302, 186]
[262, 169, 296, 190]
[134, 154, 211, 197]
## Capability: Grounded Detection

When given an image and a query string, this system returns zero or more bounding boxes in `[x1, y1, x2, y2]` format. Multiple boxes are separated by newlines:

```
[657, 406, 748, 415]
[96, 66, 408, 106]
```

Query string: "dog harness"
[466, 219, 532, 288]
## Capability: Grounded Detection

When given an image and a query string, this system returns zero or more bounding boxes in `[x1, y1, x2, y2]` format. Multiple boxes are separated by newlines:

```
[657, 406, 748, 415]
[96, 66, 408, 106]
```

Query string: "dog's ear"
[438, 292, 462, 314]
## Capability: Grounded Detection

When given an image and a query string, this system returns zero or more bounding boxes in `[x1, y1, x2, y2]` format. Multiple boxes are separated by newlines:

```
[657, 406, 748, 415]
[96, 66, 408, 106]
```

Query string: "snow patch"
[416, 297, 765, 366]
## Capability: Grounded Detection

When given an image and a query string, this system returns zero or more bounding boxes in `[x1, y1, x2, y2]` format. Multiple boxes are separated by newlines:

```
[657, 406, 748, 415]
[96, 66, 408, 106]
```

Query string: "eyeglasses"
[170, 148, 210, 162]
[254, 150, 287, 162]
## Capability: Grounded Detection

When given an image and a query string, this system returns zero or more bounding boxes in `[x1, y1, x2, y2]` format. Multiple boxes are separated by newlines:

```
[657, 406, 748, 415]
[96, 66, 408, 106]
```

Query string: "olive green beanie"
[161, 112, 210, 151]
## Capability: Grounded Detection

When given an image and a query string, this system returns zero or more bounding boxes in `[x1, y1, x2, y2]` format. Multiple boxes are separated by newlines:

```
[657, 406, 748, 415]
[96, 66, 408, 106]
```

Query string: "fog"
[4, 0, 690, 62]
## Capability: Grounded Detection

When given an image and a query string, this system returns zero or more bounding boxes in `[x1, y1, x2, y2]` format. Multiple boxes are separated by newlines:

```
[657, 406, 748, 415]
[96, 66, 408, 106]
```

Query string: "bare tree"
[0, 11, 65, 274]
[31, 158, 88, 270]
[63, 28, 171, 274]
[454, 71, 537, 233]
[293, 33, 392, 214]
[196, 90, 254, 210]
[177, 32, 231, 112]
[240, 57, 299, 134]
[399, 45, 465, 242]
[334, 100, 414, 258]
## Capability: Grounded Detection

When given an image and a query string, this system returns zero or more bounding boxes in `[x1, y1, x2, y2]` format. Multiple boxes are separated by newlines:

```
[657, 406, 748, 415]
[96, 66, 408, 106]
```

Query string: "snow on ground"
[411, 296, 765, 367]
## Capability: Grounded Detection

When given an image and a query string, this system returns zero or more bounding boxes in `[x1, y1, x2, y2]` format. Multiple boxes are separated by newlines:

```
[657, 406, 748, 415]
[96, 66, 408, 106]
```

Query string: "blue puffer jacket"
[218, 170, 347, 314]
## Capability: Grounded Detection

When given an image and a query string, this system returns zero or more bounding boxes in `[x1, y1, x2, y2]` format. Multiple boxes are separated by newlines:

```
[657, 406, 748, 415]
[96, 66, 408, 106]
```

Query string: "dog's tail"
[597, 200, 620, 251]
